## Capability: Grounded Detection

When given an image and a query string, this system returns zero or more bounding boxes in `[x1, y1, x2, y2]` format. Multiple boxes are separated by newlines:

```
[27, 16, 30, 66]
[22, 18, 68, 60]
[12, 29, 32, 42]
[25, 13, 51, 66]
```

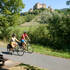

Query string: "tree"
[0, 0, 25, 40]
[0, 14, 19, 39]
[0, 0, 25, 14]
[66, 0, 70, 8]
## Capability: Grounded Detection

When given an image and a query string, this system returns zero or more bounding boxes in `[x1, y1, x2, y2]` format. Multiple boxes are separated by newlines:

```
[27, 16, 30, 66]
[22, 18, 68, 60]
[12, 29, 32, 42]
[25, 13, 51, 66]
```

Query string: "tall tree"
[0, 0, 25, 14]
[0, 0, 25, 39]
[66, 0, 70, 8]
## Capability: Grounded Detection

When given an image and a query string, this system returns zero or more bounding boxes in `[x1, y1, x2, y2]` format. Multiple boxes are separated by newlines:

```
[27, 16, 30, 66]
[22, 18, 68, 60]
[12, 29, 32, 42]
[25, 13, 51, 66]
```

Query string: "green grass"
[32, 44, 70, 59]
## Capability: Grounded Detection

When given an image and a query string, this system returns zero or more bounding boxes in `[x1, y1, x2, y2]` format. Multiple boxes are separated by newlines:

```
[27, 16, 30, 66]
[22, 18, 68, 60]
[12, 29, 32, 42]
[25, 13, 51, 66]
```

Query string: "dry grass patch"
[0, 41, 8, 48]
[9, 66, 26, 70]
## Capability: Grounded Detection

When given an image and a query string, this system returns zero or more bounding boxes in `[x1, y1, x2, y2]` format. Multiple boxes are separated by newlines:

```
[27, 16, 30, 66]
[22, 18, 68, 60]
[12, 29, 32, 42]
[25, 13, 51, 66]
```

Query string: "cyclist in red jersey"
[21, 31, 30, 49]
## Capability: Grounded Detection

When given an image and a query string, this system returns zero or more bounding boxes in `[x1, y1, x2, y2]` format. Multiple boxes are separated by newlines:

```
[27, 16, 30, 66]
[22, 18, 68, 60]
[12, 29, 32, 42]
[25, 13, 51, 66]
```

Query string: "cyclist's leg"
[11, 42, 14, 48]
[10, 42, 17, 51]
[21, 39, 26, 49]
[8, 43, 13, 51]
[14, 42, 18, 47]
[8, 42, 13, 51]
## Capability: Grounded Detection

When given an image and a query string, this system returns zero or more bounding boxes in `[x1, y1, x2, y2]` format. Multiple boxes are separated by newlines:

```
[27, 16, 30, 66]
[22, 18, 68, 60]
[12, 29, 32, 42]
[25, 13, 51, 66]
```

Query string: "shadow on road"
[2, 51, 22, 56]
[2, 51, 33, 56]
[2, 52, 10, 55]
[0, 64, 8, 70]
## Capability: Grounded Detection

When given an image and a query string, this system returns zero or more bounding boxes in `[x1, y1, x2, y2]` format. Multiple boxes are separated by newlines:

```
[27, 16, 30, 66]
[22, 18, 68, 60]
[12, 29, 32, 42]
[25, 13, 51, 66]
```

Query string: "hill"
[20, 8, 63, 27]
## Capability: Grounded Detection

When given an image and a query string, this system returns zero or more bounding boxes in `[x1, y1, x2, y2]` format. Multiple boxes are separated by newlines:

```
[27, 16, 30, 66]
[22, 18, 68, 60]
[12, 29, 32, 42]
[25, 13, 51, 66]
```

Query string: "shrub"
[38, 11, 70, 50]
[28, 11, 70, 50]
[28, 25, 52, 46]
[0, 14, 20, 40]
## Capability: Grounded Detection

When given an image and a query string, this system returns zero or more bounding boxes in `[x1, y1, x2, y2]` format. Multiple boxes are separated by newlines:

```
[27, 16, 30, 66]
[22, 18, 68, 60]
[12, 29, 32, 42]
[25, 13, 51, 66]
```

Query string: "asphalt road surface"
[0, 47, 70, 70]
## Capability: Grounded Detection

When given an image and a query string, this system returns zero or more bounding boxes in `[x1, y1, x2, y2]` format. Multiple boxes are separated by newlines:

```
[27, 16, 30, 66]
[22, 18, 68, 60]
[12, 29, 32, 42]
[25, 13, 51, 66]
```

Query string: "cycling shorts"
[21, 39, 25, 43]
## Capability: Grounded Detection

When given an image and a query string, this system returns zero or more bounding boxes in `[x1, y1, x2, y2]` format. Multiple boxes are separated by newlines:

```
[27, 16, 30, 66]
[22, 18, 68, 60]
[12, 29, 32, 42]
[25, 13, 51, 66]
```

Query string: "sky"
[21, 0, 69, 12]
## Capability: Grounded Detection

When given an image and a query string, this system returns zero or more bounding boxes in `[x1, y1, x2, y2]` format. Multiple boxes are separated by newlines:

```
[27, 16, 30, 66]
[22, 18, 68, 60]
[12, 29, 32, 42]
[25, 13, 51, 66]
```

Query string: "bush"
[25, 14, 35, 22]
[28, 25, 52, 46]
[27, 11, 70, 50]
[38, 11, 70, 50]
[0, 14, 20, 40]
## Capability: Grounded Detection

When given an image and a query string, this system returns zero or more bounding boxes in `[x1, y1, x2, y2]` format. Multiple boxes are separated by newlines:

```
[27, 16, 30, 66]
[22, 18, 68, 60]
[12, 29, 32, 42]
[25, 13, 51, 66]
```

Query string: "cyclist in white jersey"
[10, 34, 19, 48]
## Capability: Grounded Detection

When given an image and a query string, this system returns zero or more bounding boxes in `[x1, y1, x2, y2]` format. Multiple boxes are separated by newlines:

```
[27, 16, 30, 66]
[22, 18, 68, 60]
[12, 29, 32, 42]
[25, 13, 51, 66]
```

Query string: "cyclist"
[10, 33, 19, 49]
[21, 31, 30, 49]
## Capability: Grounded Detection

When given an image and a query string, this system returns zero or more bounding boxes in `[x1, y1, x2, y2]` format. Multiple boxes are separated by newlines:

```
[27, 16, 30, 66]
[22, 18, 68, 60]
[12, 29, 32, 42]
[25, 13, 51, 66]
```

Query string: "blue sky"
[22, 0, 68, 12]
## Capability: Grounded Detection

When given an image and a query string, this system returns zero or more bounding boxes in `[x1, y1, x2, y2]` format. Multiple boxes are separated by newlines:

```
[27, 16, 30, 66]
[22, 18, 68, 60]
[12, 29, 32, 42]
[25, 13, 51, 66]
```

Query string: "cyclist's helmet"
[24, 31, 27, 34]
[12, 33, 16, 37]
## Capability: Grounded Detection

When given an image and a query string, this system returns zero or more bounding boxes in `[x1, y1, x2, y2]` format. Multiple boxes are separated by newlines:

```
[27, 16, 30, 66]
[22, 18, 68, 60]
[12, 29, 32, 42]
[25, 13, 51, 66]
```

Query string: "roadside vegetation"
[32, 44, 70, 59]
[9, 63, 45, 70]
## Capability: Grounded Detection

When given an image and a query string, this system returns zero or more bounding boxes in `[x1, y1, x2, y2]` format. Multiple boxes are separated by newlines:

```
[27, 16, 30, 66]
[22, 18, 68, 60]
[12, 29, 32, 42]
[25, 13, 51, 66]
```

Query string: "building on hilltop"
[33, 2, 46, 10]
[29, 8, 33, 12]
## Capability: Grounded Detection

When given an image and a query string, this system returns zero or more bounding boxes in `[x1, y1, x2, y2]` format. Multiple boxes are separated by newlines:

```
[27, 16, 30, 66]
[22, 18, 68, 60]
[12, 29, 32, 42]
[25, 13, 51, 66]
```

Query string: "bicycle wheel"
[16, 46, 24, 56]
[27, 43, 33, 53]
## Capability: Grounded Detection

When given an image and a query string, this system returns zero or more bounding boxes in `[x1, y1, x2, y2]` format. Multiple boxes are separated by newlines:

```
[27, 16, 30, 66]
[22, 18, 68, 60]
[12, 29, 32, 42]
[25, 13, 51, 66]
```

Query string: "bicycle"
[7, 40, 33, 56]
[7, 42, 24, 56]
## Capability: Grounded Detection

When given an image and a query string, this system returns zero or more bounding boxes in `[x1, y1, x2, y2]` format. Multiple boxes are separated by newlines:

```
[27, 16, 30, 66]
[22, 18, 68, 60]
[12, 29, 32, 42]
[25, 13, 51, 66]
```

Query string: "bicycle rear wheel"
[7, 44, 13, 55]
[17, 46, 24, 56]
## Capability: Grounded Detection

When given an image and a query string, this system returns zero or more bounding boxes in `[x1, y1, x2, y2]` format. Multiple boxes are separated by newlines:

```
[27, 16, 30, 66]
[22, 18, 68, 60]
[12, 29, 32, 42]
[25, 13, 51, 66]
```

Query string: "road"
[0, 47, 70, 70]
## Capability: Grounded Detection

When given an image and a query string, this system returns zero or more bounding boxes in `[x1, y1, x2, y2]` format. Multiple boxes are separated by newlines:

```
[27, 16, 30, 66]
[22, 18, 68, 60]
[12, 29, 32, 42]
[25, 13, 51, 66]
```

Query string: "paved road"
[0, 47, 70, 70]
